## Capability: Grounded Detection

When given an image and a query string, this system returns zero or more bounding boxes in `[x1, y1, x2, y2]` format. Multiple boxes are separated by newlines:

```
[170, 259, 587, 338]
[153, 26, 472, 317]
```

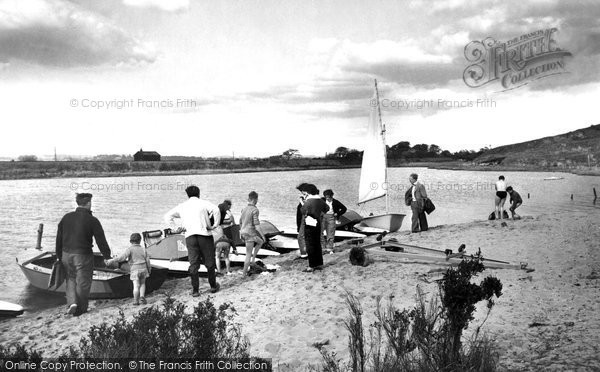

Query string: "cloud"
[0, 0, 156, 67]
[121, 0, 189, 12]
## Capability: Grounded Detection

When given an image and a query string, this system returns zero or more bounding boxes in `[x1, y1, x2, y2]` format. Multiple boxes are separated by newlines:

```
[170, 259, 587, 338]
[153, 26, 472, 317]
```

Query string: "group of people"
[55, 186, 267, 315]
[494, 175, 523, 220]
[295, 183, 347, 272]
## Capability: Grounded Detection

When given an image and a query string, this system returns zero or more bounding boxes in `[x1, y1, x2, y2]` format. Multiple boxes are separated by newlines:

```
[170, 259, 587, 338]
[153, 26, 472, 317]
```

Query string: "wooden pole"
[36, 223, 43, 250]
[527, 193, 530, 199]
[570, 194, 573, 200]
[594, 188, 597, 203]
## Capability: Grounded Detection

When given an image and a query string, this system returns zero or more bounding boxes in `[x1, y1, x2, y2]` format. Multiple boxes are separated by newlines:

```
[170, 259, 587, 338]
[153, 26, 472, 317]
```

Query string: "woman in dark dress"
[300, 184, 329, 271]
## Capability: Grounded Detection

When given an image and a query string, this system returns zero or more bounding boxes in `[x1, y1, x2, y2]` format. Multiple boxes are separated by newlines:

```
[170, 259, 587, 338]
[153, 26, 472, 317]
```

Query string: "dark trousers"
[186, 235, 217, 291]
[62, 252, 94, 313]
[411, 201, 428, 232]
[304, 224, 323, 268]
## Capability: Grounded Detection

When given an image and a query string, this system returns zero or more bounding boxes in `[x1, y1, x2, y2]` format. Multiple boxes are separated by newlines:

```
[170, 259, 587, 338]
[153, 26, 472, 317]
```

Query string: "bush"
[76, 296, 251, 359]
[317, 258, 502, 372]
[1, 297, 267, 368]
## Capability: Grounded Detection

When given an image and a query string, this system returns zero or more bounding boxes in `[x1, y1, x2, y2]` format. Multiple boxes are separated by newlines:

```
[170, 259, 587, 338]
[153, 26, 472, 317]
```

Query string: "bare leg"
[215, 245, 222, 273]
[132, 279, 140, 304]
[140, 279, 146, 299]
[243, 241, 253, 276]
[252, 237, 264, 264]
[500, 198, 507, 219]
[225, 244, 231, 273]
[494, 196, 501, 219]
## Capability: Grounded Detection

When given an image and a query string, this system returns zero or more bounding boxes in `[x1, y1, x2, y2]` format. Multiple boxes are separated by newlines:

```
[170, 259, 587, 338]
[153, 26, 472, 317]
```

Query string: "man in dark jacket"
[320, 189, 347, 251]
[56, 193, 112, 316]
[408, 173, 428, 233]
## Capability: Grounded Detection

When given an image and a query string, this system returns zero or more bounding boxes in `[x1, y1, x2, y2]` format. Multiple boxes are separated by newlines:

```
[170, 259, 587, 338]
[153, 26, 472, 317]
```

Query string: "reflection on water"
[0, 168, 598, 311]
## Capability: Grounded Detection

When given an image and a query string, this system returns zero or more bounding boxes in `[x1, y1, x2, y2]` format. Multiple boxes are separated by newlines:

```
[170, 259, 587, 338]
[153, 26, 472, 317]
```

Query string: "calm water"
[1, 168, 598, 312]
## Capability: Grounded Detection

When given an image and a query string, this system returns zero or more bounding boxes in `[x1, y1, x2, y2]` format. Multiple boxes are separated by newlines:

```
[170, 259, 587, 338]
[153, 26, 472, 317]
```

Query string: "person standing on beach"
[301, 184, 329, 271]
[214, 199, 237, 275]
[320, 189, 347, 252]
[56, 193, 112, 316]
[506, 186, 522, 220]
[106, 233, 151, 305]
[408, 173, 428, 233]
[296, 183, 310, 259]
[240, 191, 264, 276]
[495, 175, 508, 219]
[164, 185, 221, 295]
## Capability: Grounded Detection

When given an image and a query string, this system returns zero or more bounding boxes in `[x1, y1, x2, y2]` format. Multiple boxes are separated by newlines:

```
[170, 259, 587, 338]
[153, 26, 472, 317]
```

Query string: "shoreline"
[2, 211, 599, 370]
[1, 161, 598, 181]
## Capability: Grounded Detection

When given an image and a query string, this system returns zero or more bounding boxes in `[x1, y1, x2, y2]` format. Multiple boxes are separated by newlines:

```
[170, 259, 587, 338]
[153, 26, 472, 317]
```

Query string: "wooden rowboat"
[17, 251, 168, 299]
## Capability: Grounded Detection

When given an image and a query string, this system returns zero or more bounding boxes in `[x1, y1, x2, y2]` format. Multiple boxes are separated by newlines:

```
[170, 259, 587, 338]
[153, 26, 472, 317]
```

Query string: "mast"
[374, 79, 389, 214]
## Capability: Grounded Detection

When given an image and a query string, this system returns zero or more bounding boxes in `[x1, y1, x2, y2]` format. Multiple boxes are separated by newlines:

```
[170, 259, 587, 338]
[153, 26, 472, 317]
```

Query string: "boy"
[506, 186, 522, 220]
[215, 200, 237, 275]
[240, 191, 264, 276]
[106, 233, 151, 305]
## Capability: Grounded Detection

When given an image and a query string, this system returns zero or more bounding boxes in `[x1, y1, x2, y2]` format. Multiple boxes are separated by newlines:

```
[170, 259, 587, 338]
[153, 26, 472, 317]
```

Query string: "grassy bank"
[1, 159, 598, 181]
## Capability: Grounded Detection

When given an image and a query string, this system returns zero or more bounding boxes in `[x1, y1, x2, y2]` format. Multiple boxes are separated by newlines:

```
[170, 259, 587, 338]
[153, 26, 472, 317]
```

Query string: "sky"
[0, 0, 599, 158]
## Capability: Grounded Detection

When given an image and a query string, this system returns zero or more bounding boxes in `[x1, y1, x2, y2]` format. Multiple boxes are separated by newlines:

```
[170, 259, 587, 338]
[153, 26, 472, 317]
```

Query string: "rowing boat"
[17, 251, 168, 299]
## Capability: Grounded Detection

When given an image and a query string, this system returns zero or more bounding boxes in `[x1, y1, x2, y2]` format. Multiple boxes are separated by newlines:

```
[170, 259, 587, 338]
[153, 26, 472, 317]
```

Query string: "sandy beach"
[2, 210, 599, 371]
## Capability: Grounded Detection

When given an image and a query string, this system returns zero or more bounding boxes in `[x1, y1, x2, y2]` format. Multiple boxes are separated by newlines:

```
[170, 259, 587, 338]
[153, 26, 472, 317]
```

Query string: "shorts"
[130, 269, 149, 281]
[215, 241, 231, 258]
[241, 233, 264, 245]
[496, 191, 507, 199]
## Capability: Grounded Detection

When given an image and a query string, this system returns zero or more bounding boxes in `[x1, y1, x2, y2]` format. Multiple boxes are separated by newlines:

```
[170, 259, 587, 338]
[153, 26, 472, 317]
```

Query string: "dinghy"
[144, 227, 274, 275]
[355, 80, 405, 232]
[17, 251, 168, 299]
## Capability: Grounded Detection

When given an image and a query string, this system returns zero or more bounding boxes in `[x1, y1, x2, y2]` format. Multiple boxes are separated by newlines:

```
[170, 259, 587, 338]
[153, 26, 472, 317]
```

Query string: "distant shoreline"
[0, 160, 598, 181]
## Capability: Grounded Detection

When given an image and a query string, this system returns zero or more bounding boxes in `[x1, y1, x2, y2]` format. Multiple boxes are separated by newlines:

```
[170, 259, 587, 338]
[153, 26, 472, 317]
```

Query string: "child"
[506, 186, 523, 220]
[106, 233, 151, 305]
[239, 191, 264, 276]
[214, 200, 237, 275]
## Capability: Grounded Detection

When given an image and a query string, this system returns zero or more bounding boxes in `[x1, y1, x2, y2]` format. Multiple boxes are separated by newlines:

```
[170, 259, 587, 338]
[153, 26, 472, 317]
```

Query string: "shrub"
[318, 257, 502, 372]
[76, 296, 251, 359]
[1, 297, 265, 368]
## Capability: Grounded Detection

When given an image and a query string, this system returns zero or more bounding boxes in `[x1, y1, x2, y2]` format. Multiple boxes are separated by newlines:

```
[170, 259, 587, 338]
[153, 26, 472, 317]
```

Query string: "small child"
[107, 233, 151, 305]
[506, 186, 523, 220]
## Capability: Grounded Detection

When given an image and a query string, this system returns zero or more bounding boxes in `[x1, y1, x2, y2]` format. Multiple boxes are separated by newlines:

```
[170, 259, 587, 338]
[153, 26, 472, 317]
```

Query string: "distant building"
[133, 149, 161, 161]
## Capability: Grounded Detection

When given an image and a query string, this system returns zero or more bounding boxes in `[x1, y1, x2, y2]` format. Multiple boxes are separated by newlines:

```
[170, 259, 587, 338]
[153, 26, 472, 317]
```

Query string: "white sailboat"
[355, 79, 405, 233]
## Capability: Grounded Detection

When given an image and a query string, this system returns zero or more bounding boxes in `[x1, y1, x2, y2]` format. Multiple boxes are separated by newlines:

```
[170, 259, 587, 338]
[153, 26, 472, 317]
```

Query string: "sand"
[1, 210, 599, 371]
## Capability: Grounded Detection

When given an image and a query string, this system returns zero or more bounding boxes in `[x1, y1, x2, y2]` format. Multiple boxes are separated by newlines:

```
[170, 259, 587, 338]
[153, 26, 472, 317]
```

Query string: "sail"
[358, 89, 387, 204]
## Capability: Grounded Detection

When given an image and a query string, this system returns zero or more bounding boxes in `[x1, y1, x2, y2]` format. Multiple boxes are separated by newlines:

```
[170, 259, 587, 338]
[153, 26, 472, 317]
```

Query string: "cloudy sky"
[0, 0, 599, 158]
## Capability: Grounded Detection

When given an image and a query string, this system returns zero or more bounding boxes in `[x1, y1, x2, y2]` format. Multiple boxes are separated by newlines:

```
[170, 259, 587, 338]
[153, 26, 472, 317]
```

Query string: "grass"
[316, 258, 503, 372]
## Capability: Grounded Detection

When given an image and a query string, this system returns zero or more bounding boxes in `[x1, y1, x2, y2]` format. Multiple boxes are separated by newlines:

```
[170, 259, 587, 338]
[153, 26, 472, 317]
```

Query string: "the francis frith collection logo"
[463, 28, 572, 90]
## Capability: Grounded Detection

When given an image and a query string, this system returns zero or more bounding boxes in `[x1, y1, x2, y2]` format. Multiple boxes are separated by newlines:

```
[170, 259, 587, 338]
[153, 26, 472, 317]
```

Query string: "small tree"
[282, 149, 300, 160]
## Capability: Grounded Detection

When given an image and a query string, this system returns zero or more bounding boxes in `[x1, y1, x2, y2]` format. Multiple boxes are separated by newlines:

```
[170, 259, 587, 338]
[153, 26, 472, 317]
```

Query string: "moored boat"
[355, 79, 406, 232]
[17, 251, 168, 299]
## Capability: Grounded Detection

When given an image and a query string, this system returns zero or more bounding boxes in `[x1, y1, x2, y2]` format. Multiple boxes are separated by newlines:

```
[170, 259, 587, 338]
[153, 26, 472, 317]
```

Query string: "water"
[0, 168, 598, 312]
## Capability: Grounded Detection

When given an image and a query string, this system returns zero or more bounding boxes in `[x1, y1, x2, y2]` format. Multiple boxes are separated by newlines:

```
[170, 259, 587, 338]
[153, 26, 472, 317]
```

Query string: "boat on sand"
[17, 251, 168, 299]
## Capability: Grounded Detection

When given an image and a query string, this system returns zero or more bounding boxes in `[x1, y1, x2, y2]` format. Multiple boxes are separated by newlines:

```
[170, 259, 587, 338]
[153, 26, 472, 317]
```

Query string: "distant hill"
[475, 124, 600, 168]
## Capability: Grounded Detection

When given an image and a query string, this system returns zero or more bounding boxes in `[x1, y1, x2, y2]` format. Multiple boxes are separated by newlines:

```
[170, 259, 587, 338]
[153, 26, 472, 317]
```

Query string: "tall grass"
[317, 258, 503, 372]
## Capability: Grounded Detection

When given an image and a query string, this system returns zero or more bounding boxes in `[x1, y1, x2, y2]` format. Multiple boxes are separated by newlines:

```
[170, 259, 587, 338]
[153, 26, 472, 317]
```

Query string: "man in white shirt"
[164, 185, 221, 295]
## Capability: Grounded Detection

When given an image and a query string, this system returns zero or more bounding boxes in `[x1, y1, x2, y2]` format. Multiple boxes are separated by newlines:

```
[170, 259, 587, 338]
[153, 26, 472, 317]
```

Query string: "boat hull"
[150, 255, 263, 275]
[147, 234, 278, 260]
[356, 213, 405, 233]
[17, 252, 168, 299]
[0, 300, 24, 317]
